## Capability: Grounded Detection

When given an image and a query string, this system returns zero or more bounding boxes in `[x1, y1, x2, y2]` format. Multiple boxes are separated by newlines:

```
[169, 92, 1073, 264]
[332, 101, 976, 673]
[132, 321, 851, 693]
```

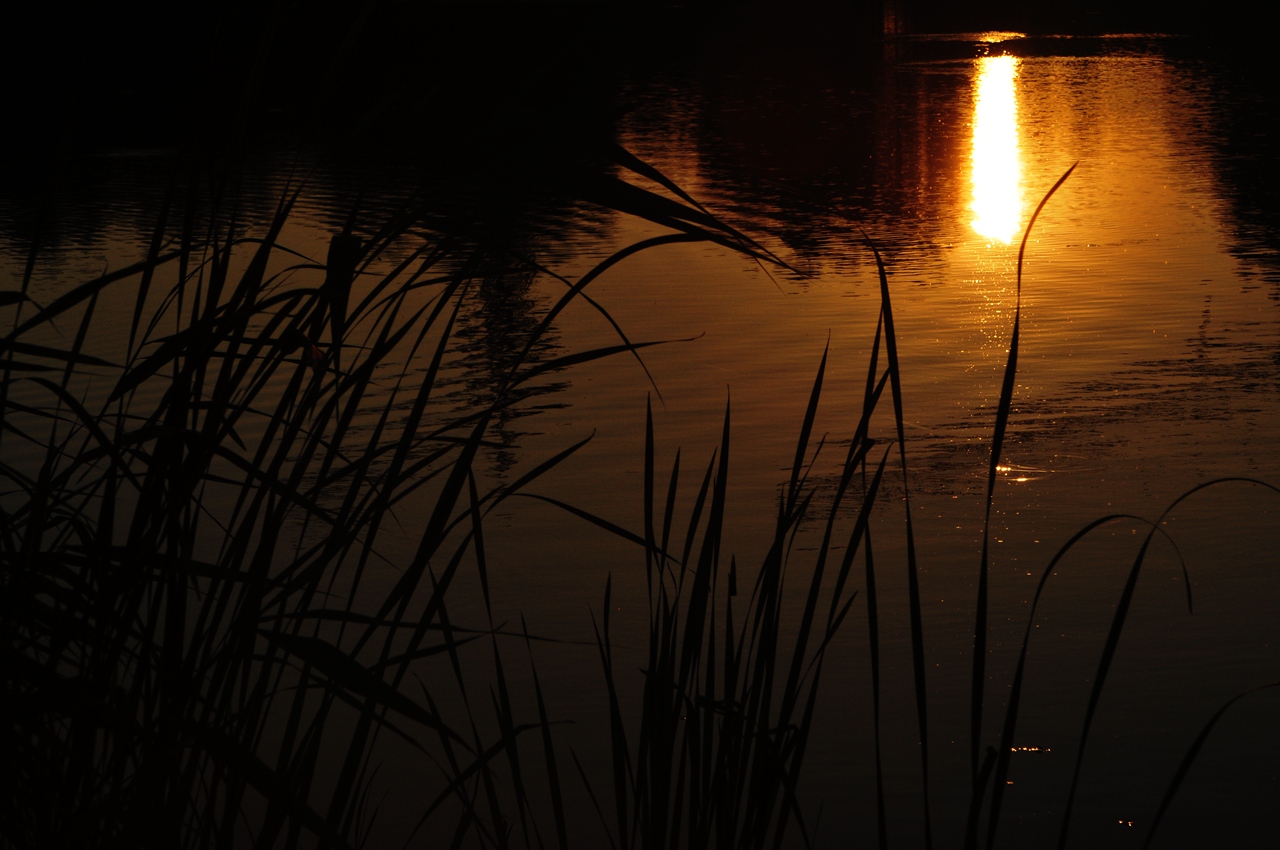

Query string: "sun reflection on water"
[970, 55, 1022, 243]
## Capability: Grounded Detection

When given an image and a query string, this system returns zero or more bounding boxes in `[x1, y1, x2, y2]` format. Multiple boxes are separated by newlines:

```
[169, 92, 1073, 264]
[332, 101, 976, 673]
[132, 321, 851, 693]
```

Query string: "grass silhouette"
[2, 153, 1276, 850]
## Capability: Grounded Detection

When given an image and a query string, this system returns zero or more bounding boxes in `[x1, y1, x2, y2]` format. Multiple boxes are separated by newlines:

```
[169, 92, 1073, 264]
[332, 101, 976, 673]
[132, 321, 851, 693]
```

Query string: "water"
[3, 31, 1277, 849]
[513, 35, 1280, 847]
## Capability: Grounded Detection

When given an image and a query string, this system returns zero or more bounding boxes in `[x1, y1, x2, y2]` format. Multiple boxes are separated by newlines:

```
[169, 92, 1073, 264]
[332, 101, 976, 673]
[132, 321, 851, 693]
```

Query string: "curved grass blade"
[1141, 682, 1280, 849]
[508, 233, 705, 391]
[982, 513, 1151, 850]
[190, 724, 357, 850]
[603, 142, 794, 271]
[972, 163, 1077, 794]
[8, 250, 183, 339]
[0, 340, 117, 368]
[1055, 477, 1280, 850]
[261, 631, 468, 747]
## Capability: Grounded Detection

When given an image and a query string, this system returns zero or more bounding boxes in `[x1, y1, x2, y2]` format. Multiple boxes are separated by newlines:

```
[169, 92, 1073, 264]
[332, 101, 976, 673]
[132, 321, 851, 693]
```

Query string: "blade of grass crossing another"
[981, 513, 1150, 850]
[1055, 478, 1279, 850]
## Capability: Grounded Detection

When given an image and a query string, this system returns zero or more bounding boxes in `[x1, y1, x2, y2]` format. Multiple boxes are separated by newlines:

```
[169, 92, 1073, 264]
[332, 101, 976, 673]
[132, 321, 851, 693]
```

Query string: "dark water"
[3, 26, 1278, 849]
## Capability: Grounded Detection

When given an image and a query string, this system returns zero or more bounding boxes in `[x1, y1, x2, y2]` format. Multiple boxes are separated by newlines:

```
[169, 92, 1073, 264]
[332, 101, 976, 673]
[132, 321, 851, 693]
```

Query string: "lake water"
[4, 31, 1277, 850]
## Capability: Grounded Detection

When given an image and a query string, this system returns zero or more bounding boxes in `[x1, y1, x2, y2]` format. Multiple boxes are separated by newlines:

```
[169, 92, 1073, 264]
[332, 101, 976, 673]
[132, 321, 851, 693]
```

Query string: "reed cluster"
[2, 153, 1275, 850]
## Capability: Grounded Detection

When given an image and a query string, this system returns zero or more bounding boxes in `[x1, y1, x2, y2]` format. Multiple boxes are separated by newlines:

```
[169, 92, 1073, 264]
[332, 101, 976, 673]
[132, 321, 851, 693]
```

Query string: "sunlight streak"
[970, 55, 1022, 243]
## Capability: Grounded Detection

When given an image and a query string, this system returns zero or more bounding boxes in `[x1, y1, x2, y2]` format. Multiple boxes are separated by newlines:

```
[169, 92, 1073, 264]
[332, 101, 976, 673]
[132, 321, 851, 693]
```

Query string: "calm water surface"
[4, 32, 1277, 849]
[535, 36, 1280, 846]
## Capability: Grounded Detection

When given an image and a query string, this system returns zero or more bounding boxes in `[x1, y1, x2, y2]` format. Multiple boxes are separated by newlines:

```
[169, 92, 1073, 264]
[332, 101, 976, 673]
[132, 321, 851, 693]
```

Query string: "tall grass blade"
[126, 182, 173, 360]
[866, 236, 933, 849]
[8, 251, 183, 338]
[971, 163, 1076, 797]
[524, 618, 570, 850]
[865, 526, 889, 850]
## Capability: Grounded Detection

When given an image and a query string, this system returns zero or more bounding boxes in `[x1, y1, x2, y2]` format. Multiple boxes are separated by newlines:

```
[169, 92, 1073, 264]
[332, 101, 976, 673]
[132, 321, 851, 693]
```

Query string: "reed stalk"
[4, 147, 1276, 850]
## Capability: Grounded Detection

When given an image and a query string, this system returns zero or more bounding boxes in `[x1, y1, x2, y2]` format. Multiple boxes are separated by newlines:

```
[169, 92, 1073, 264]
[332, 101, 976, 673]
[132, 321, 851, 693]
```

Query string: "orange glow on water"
[970, 56, 1022, 243]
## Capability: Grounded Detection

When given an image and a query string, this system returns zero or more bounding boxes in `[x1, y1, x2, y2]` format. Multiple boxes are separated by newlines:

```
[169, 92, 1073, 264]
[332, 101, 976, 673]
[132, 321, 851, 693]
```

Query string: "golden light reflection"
[970, 56, 1022, 243]
[996, 462, 1047, 483]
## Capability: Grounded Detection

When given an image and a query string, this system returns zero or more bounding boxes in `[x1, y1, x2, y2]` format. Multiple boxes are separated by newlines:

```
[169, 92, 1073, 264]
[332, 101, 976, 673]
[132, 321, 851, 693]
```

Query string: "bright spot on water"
[970, 55, 1021, 243]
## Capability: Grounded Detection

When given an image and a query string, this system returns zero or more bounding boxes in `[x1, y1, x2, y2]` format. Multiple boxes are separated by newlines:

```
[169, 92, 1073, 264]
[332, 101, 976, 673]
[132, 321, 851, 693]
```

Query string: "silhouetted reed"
[3, 153, 1276, 850]
[540, 164, 1279, 850]
[0, 147, 778, 849]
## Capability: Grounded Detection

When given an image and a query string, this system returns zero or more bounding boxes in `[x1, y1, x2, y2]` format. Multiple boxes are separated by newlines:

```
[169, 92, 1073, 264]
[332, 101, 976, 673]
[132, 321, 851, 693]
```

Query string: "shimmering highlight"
[970, 55, 1022, 243]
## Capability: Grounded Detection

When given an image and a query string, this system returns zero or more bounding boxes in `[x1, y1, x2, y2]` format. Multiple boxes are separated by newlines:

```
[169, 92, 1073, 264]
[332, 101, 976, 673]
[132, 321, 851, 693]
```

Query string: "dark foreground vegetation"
[5, 3, 1280, 848]
[3, 142, 1276, 850]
